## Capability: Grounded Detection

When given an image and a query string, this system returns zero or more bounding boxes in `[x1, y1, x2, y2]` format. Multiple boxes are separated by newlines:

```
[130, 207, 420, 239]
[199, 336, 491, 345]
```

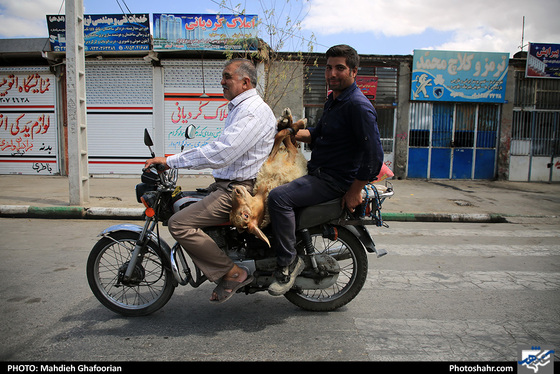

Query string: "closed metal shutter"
[85, 59, 153, 174]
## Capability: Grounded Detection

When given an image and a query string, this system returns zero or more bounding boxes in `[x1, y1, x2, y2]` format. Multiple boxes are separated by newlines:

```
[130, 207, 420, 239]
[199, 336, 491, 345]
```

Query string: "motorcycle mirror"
[185, 124, 196, 139]
[144, 129, 156, 158]
[144, 129, 154, 147]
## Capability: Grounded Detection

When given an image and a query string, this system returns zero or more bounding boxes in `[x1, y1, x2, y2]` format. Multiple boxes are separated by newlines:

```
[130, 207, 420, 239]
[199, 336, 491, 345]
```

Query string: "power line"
[115, 0, 132, 14]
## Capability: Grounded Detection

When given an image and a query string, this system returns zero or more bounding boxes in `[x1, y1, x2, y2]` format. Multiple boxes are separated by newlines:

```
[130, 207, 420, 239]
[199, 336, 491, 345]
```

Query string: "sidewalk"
[0, 174, 559, 222]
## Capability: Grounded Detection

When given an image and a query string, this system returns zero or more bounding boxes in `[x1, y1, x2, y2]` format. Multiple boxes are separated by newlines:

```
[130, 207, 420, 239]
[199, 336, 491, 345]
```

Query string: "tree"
[217, 0, 318, 115]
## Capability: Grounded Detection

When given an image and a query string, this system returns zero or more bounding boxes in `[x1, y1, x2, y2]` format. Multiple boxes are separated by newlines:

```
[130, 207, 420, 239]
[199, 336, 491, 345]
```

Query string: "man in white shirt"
[145, 58, 276, 303]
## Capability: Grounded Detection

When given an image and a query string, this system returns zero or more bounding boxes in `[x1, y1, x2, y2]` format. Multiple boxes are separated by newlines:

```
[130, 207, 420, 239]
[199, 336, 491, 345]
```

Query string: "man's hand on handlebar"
[144, 157, 170, 172]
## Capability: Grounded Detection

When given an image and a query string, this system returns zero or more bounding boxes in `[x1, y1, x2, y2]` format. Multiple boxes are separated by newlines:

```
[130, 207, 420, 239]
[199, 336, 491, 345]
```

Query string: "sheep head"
[230, 185, 270, 247]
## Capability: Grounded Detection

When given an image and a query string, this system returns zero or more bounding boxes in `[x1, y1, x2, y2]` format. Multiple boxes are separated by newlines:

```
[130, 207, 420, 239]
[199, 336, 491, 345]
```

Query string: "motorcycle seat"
[296, 198, 343, 230]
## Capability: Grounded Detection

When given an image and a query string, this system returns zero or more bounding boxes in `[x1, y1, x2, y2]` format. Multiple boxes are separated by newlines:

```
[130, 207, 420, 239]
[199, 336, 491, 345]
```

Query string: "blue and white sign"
[46, 14, 151, 52]
[411, 50, 509, 103]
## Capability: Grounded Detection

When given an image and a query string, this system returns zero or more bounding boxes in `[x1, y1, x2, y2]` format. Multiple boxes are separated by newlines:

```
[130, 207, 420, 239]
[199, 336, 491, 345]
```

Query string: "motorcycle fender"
[344, 225, 387, 258]
[99, 224, 173, 261]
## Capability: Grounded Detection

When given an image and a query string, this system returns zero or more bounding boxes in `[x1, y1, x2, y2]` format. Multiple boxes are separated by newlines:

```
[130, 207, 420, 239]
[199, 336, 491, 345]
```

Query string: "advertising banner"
[411, 50, 509, 103]
[162, 60, 227, 164]
[356, 76, 378, 99]
[46, 14, 150, 52]
[0, 68, 58, 174]
[526, 42, 560, 79]
[153, 14, 258, 51]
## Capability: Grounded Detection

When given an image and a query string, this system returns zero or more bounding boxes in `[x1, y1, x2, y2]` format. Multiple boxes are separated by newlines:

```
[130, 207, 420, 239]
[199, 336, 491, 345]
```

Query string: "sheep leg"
[268, 128, 293, 160]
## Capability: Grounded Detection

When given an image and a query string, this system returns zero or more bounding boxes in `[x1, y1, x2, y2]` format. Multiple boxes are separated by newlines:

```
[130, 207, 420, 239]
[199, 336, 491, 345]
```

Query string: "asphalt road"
[0, 218, 558, 364]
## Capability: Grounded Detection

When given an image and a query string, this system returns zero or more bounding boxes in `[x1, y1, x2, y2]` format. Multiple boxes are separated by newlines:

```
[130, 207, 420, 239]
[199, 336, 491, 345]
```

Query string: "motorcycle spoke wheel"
[284, 226, 368, 311]
[87, 231, 174, 316]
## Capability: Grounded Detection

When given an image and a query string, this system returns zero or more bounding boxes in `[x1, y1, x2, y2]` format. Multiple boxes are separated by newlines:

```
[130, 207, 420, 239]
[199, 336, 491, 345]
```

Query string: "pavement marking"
[378, 243, 560, 256]
[370, 227, 560, 238]
[365, 270, 560, 290]
[354, 318, 560, 361]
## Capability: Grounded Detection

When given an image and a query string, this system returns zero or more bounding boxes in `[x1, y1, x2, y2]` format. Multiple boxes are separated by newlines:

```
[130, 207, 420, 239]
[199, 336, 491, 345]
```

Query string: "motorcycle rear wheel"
[285, 226, 368, 311]
[86, 231, 175, 316]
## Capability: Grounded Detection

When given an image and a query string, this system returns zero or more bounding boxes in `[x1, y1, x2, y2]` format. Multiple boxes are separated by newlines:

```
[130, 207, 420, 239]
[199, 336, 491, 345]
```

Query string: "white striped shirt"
[166, 88, 276, 181]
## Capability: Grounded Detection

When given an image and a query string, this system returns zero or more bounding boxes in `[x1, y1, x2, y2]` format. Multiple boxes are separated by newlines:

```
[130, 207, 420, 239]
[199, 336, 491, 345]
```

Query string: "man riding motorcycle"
[144, 58, 277, 304]
[267, 44, 384, 296]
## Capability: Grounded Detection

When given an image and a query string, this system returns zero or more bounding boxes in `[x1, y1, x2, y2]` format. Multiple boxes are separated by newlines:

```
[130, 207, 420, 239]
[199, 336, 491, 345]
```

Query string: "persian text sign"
[164, 97, 228, 158]
[526, 42, 560, 79]
[153, 14, 258, 51]
[46, 14, 150, 52]
[411, 50, 509, 103]
[0, 69, 58, 174]
[356, 76, 378, 99]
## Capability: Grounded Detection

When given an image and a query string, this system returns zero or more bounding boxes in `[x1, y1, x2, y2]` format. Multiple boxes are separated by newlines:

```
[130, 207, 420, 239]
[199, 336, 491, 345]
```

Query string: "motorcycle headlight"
[141, 191, 157, 217]
[135, 183, 156, 203]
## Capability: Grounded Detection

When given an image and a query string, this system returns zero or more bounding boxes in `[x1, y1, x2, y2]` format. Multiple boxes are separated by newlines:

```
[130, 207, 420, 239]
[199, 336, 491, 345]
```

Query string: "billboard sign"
[411, 50, 509, 103]
[46, 14, 151, 52]
[526, 42, 560, 79]
[153, 14, 258, 51]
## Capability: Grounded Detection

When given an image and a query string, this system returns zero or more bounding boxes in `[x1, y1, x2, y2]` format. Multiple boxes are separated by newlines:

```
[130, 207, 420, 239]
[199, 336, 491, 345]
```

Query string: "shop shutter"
[85, 59, 153, 174]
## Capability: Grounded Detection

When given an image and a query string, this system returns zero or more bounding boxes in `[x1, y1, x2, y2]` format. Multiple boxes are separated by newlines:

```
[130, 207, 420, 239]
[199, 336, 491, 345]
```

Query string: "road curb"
[0, 205, 145, 220]
[85, 207, 145, 219]
[381, 212, 508, 223]
[0, 204, 515, 223]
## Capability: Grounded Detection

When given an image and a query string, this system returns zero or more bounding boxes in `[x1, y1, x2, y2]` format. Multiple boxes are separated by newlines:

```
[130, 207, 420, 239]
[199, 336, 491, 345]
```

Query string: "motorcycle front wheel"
[86, 231, 175, 317]
[285, 226, 368, 311]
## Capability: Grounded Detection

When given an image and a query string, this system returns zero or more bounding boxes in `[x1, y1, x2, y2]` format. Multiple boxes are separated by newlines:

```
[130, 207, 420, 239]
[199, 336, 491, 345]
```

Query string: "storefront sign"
[0, 68, 58, 174]
[526, 42, 560, 79]
[153, 14, 258, 51]
[356, 76, 378, 99]
[411, 50, 509, 103]
[46, 14, 151, 52]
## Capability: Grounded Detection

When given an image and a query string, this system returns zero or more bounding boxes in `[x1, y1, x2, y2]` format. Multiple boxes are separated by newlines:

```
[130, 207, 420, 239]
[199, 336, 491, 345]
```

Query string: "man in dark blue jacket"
[267, 44, 384, 296]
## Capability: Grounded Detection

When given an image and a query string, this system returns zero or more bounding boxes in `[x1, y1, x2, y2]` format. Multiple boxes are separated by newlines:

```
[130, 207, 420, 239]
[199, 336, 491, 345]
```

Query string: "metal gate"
[509, 70, 560, 182]
[408, 102, 500, 179]
[510, 110, 560, 181]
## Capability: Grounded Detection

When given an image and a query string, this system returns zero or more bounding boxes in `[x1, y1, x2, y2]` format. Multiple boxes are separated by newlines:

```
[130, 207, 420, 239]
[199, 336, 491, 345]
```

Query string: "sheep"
[230, 108, 308, 246]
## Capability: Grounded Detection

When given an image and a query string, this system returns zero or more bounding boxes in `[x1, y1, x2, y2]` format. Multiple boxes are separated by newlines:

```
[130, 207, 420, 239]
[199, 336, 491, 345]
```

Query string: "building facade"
[1, 38, 558, 181]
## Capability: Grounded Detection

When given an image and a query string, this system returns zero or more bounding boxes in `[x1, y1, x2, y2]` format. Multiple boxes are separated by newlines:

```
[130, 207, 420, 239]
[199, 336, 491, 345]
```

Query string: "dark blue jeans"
[268, 172, 346, 267]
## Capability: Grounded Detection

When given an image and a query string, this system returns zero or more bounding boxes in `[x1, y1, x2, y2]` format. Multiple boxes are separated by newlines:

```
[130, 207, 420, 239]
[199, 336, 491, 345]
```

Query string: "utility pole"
[66, 0, 89, 205]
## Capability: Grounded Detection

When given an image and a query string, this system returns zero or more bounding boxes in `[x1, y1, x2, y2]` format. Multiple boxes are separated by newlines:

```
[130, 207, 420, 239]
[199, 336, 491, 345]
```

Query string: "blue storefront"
[407, 50, 509, 179]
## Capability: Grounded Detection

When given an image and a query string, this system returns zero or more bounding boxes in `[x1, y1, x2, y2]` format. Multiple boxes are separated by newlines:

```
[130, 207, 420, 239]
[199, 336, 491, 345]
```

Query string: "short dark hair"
[325, 45, 359, 70]
[225, 58, 258, 87]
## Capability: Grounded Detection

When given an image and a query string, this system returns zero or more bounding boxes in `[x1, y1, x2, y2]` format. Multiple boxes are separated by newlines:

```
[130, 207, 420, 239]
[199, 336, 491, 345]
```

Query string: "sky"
[0, 0, 559, 56]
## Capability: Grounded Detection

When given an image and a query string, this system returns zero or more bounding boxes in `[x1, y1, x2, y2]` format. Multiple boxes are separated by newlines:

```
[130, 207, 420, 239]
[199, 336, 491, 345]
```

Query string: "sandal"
[210, 274, 254, 304]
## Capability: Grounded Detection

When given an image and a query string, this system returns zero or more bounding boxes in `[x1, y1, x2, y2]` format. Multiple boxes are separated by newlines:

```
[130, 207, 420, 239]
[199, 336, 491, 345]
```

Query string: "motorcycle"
[86, 127, 393, 316]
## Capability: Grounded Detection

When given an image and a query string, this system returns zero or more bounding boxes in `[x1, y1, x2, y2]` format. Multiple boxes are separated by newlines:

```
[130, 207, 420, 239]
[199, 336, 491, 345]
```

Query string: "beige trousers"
[167, 179, 254, 282]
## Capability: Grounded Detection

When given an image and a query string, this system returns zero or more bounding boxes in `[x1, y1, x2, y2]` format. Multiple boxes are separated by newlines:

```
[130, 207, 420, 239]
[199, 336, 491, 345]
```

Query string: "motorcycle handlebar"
[141, 165, 178, 188]
[142, 163, 167, 173]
